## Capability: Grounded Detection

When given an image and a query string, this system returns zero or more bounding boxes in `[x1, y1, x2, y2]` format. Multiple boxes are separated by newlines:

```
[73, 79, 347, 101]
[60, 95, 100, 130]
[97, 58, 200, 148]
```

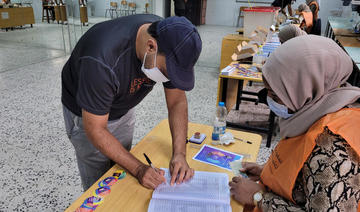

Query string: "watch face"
[254, 192, 263, 201]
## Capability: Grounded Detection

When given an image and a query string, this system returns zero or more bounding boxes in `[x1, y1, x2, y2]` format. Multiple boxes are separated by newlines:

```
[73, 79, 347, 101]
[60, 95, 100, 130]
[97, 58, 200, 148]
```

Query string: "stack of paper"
[147, 169, 231, 212]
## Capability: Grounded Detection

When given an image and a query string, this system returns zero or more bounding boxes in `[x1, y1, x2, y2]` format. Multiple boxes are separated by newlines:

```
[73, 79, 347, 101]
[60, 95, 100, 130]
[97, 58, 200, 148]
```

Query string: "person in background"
[306, 0, 319, 22]
[173, 0, 187, 16]
[298, 4, 313, 33]
[278, 24, 307, 43]
[229, 35, 360, 211]
[271, 0, 295, 17]
[1, 0, 10, 7]
[306, 0, 321, 35]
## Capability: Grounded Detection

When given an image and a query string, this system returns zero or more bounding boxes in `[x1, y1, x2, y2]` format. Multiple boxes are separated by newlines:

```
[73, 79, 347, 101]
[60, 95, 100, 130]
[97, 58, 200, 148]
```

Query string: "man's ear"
[146, 39, 158, 54]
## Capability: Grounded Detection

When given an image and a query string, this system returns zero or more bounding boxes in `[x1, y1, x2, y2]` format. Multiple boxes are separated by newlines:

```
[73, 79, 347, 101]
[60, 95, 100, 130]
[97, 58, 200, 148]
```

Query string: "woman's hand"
[240, 162, 264, 181]
[229, 176, 265, 206]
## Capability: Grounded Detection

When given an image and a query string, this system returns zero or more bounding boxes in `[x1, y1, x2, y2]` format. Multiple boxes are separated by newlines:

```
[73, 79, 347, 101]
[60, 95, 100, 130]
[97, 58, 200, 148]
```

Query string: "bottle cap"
[218, 102, 225, 107]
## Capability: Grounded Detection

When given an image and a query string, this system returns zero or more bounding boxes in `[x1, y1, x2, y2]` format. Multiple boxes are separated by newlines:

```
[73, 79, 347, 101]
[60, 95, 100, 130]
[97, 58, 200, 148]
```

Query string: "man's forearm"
[168, 100, 188, 156]
[86, 127, 143, 176]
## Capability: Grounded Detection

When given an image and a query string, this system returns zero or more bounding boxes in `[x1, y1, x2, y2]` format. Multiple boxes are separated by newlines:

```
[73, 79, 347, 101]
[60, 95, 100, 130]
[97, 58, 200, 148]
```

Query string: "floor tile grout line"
[0, 40, 65, 52]
[0, 55, 67, 74]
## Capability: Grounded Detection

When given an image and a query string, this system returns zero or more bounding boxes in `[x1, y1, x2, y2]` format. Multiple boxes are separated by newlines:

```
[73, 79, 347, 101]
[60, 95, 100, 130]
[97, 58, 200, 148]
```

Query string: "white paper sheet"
[148, 199, 231, 212]
[147, 169, 232, 212]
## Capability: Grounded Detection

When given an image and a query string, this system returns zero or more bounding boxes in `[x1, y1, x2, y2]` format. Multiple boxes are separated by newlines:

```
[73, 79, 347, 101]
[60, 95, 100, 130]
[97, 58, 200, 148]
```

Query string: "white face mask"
[267, 96, 294, 119]
[141, 51, 169, 83]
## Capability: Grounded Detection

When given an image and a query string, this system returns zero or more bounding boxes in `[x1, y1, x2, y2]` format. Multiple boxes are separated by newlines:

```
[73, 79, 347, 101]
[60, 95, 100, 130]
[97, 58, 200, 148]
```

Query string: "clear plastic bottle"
[253, 45, 264, 65]
[212, 102, 228, 140]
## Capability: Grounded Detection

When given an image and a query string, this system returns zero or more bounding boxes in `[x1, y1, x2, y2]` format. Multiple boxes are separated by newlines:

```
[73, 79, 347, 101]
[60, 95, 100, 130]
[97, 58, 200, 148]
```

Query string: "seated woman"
[306, 0, 319, 21]
[298, 4, 313, 33]
[271, 0, 295, 17]
[229, 35, 360, 211]
[1, 0, 11, 8]
[306, 0, 321, 35]
[278, 24, 307, 43]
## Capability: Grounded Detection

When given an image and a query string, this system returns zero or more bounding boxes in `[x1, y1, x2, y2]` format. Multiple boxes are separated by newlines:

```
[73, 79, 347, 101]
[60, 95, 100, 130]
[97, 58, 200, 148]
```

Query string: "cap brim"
[166, 57, 195, 91]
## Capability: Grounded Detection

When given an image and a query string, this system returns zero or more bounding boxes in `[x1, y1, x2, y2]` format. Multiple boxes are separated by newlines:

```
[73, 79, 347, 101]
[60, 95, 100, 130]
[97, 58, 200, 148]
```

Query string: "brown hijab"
[263, 35, 360, 138]
[278, 24, 307, 43]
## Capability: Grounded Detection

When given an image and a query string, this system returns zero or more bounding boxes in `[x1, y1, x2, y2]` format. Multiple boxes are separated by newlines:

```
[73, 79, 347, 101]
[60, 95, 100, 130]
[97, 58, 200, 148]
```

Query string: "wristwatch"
[253, 191, 263, 207]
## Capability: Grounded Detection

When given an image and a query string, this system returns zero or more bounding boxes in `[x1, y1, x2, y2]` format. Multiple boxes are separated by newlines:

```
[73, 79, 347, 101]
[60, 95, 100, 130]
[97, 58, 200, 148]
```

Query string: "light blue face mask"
[267, 96, 294, 119]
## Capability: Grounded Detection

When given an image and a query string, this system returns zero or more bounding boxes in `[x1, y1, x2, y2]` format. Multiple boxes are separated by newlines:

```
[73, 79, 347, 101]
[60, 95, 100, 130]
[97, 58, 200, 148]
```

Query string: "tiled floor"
[0, 21, 279, 211]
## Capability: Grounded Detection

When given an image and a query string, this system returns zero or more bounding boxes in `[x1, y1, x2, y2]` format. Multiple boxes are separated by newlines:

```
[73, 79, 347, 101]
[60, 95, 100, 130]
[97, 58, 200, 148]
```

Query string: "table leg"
[325, 20, 330, 37]
[46, 8, 50, 24]
[235, 80, 244, 110]
[221, 78, 228, 103]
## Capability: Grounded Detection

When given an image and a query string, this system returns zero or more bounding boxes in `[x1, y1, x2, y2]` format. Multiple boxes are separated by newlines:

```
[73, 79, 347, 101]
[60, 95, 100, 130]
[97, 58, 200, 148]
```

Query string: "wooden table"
[220, 34, 250, 70]
[217, 63, 275, 148]
[344, 47, 360, 64]
[334, 35, 360, 88]
[236, 27, 244, 34]
[80, 5, 88, 26]
[335, 36, 360, 64]
[65, 119, 262, 212]
[336, 36, 360, 48]
[325, 16, 354, 39]
[217, 63, 263, 113]
[0, 7, 35, 29]
[333, 28, 358, 37]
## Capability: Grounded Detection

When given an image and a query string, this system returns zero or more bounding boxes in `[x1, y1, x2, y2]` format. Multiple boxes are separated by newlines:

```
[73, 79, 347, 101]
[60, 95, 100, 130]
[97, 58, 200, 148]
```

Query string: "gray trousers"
[63, 105, 135, 191]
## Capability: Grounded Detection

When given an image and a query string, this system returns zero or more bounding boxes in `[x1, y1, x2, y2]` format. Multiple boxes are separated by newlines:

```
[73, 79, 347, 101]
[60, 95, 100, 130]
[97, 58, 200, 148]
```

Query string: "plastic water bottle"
[253, 45, 264, 65]
[212, 102, 228, 140]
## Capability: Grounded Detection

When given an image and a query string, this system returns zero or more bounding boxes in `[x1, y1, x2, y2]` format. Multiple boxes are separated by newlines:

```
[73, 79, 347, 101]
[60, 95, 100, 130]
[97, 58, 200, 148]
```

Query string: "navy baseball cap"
[156, 16, 202, 91]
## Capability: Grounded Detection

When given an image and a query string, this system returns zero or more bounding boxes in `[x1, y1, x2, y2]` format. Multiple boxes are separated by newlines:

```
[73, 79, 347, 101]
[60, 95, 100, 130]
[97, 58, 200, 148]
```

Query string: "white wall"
[206, 0, 271, 26]
[22, 0, 42, 21]
[318, 0, 343, 33]
[206, 0, 344, 34]
[153, 0, 165, 17]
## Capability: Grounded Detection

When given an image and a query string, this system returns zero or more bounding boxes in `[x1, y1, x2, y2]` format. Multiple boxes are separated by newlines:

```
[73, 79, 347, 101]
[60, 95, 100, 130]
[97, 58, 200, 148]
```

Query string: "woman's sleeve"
[260, 191, 306, 211]
[260, 127, 360, 211]
[300, 128, 360, 211]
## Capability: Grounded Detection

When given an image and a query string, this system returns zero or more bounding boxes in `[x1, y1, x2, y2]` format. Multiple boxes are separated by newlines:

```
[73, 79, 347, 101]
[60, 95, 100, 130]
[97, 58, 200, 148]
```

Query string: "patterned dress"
[260, 127, 360, 211]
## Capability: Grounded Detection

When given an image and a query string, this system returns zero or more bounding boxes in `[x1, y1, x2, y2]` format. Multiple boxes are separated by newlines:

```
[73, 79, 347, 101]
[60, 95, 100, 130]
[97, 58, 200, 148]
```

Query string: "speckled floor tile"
[0, 42, 65, 73]
[0, 24, 275, 211]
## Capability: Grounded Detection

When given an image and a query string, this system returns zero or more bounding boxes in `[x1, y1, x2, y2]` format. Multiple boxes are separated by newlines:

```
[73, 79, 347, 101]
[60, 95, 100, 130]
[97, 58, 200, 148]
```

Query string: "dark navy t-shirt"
[61, 14, 174, 120]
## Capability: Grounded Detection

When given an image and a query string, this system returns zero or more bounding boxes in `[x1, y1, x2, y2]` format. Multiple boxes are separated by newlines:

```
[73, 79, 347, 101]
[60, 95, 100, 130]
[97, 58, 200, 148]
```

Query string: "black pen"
[234, 137, 252, 144]
[143, 153, 155, 169]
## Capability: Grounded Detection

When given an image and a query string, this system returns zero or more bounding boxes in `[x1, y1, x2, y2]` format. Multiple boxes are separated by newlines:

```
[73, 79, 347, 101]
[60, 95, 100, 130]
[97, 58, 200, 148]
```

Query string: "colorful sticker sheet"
[232, 63, 262, 79]
[193, 145, 243, 171]
[75, 169, 127, 212]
